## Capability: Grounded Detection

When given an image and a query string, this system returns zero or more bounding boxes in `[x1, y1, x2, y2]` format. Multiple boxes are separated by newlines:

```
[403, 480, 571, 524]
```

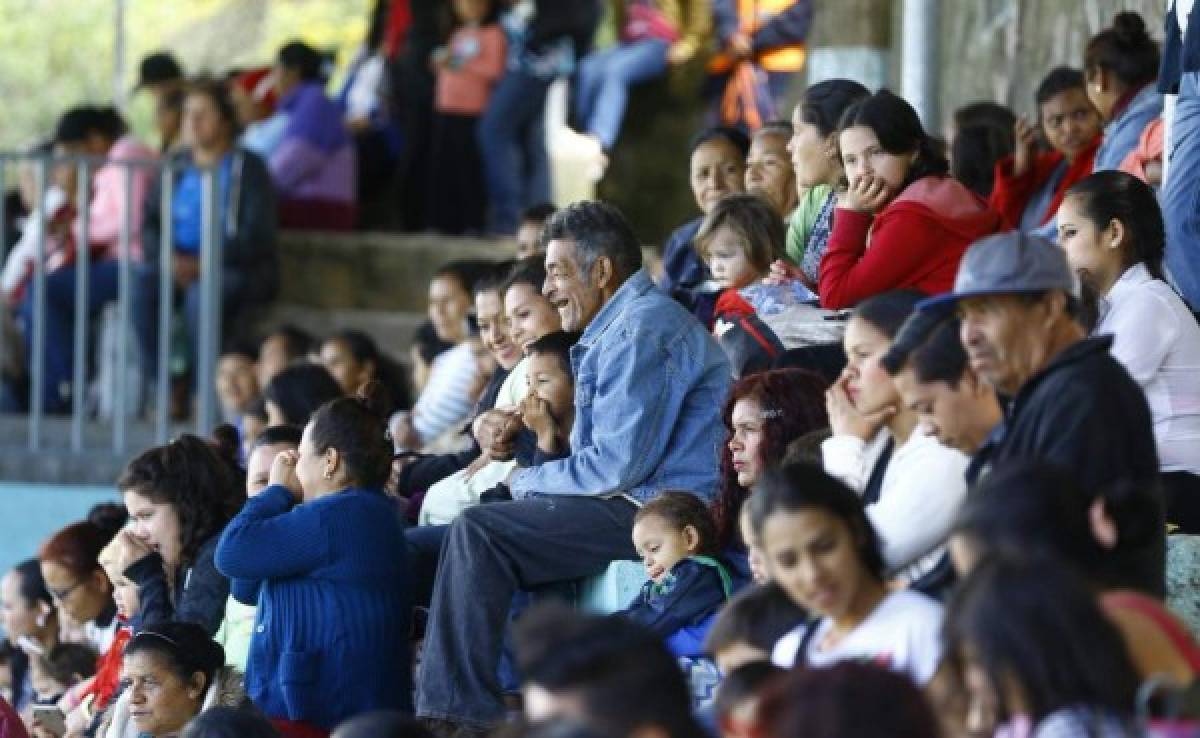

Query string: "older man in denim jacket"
[416, 201, 731, 734]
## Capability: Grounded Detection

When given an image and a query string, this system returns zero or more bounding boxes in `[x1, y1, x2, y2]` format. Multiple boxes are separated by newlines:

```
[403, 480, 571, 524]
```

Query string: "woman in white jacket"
[101, 622, 245, 738]
[821, 290, 969, 583]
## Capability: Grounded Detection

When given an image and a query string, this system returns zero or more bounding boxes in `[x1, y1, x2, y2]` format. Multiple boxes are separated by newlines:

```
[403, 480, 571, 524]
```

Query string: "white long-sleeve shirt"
[411, 342, 481, 447]
[1097, 263, 1200, 474]
[822, 429, 969, 581]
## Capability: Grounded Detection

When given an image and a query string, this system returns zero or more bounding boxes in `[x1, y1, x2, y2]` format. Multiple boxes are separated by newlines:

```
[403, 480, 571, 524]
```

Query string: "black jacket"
[125, 535, 230, 636]
[142, 147, 279, 300]
[987, 336, 1160, 491]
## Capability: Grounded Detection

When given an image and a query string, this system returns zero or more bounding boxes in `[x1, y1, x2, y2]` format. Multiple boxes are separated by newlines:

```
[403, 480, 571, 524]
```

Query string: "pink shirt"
[435, 24, 507, 116]
[88, 134, 156, 261]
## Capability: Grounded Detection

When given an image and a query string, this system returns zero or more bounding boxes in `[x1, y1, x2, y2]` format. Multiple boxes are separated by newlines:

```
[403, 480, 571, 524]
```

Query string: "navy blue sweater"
[215, 485, 412, 727]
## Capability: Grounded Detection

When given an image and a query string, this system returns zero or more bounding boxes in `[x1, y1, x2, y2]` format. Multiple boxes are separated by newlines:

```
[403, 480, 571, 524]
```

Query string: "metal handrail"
[0, 151, 225, 453]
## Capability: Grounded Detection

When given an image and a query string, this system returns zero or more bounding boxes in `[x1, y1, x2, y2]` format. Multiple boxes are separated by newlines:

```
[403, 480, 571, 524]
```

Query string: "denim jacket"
[1093, 84, 1164, 172]
[510, 269, 731, 503]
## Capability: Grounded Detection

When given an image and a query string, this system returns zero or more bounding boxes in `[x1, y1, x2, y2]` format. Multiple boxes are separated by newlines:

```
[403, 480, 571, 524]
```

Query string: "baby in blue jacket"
[625, 491, 737, 655]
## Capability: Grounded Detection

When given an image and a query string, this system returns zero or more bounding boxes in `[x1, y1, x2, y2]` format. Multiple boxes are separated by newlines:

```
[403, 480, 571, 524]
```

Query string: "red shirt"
[819, 176, 1003, 309]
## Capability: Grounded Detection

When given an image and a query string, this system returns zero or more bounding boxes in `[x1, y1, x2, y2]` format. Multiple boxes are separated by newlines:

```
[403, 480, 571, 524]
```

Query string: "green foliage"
[0, 0, 371, 149]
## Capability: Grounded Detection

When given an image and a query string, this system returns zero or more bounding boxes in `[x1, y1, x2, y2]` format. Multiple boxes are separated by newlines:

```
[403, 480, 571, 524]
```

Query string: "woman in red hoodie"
[819, 90, 1002, 309]
[989, 67, 1103, 233]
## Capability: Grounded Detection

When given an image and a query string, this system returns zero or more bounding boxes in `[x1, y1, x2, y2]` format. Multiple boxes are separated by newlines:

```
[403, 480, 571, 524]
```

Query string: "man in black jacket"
[921, 231, 1160, 494]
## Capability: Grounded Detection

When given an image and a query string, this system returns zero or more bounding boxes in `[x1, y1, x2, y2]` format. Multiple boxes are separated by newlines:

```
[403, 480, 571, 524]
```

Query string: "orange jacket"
[709, 0, 811, 73]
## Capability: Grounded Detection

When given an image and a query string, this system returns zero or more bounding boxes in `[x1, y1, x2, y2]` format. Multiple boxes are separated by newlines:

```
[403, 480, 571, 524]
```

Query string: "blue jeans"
[18, 259, 119, 413]
[575, 39, 669, 151]
[1164, 71, 1200, 311]
[478, 70, 553, 235]
[414, 495, 638, 728]
[132, 261, 250, 380]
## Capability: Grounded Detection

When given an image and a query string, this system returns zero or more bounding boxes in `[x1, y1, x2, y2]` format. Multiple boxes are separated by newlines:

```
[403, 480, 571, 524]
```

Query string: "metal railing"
[0, 151, 225, 454]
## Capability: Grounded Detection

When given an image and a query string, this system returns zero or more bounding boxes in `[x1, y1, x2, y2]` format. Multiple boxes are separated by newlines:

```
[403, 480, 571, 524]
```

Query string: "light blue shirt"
[510, 269, 732, 503]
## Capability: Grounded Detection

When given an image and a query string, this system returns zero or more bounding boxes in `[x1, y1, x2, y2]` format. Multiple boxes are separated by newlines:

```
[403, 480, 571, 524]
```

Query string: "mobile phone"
[32, 705, 66, 737]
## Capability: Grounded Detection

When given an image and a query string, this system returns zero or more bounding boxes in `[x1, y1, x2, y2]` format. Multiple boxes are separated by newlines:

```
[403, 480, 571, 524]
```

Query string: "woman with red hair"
[38, 505, 125, 654]
[713, 368, 829, 550]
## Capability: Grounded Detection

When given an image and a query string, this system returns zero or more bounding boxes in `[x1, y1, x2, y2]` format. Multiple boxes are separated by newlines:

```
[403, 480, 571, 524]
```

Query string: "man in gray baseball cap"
[918, 232, 1162, 557]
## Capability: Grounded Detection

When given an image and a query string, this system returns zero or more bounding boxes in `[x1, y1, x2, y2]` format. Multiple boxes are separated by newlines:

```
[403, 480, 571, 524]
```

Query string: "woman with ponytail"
[115, 429, 245, 636]
[38, 504, 126, 654]
[818, 90, 1002, 309]
[0, 560, 58, 712]
[216, 381, 412, 734]
[1057, 170, 1200, 530]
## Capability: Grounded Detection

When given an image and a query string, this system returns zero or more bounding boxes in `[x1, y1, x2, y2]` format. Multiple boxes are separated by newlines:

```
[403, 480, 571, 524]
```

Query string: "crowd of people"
[5, 3, 1200, 738]
[0, 0, 814, 418]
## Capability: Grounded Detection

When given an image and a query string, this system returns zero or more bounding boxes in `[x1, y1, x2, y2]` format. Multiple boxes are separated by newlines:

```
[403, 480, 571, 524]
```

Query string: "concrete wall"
[937, 0, 1167, 133]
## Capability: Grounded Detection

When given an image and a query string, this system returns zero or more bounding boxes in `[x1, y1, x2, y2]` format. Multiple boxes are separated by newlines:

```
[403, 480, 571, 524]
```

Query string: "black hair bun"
[1112, 12, 1148, 43]
[86, 502, 129, 540]
[356, 380, 393, 425]
[211, 424, 241, 464]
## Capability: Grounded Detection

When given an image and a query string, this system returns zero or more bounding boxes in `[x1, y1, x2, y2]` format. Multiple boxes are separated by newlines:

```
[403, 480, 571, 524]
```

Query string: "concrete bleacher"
[0, 231, 516, 485]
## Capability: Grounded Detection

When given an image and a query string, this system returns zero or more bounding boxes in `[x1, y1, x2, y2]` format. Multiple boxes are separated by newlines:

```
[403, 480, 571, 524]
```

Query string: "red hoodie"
[819, 176, 1003, 309]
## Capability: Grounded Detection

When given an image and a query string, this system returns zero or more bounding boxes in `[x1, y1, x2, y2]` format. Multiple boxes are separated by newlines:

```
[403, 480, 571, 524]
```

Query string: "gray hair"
[540, 201, 643, 280]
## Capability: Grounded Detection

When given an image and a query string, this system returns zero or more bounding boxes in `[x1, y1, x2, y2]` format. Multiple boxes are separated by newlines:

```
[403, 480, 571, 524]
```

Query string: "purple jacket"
[270, 82, 356, 204]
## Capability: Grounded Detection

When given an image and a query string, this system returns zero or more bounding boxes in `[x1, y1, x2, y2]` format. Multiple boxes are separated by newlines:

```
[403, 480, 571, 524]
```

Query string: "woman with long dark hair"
[779, 79, 869, 290]
[944, 556, 1142, 737]
[749, 462, 943, 682]
[823, 291, 969, 581]
[819, 90, 1001, 308]
[1057, 170, 1200, 531]
[115, 431, 245, 635]
[0, 560, 58, 712]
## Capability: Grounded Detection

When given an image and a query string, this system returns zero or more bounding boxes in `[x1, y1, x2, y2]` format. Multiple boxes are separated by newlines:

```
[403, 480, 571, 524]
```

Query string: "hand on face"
[115, 530, 154, 572]
[841, 173, 892, 215]
[519, 392, 559, 447]
[826, 374, 895, 440]
[1012, 115, 1038, 178]
[268, 450, 304, 502]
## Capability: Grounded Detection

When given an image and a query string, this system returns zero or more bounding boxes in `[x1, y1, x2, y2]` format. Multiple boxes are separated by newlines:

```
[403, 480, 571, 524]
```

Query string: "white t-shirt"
[771, 589, 944, 685]
[1097, 264, 1200, 474]
[822, 430, 970, 580]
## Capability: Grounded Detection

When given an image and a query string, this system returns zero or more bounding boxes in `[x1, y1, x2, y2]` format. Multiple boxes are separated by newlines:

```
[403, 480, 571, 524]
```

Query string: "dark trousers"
[428, 113, 487, 235]
[1164, 471, 1200, 534]
[131, 262, 251, 381]
[18, 259, 119, 412]
[414, 495, 638, 727]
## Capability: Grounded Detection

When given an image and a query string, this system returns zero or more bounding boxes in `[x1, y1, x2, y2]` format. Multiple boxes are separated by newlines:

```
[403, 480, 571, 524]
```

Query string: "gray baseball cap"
[918, 230, 1077, 314]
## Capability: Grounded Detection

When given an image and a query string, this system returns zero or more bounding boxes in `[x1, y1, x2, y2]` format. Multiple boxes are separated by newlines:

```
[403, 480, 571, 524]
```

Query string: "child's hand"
[765, 259, 803, 286]
[519, 393, 559, 451]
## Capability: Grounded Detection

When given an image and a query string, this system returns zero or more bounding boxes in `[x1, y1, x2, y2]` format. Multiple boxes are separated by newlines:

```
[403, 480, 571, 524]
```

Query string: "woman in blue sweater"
[215, 381, 412, 734]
